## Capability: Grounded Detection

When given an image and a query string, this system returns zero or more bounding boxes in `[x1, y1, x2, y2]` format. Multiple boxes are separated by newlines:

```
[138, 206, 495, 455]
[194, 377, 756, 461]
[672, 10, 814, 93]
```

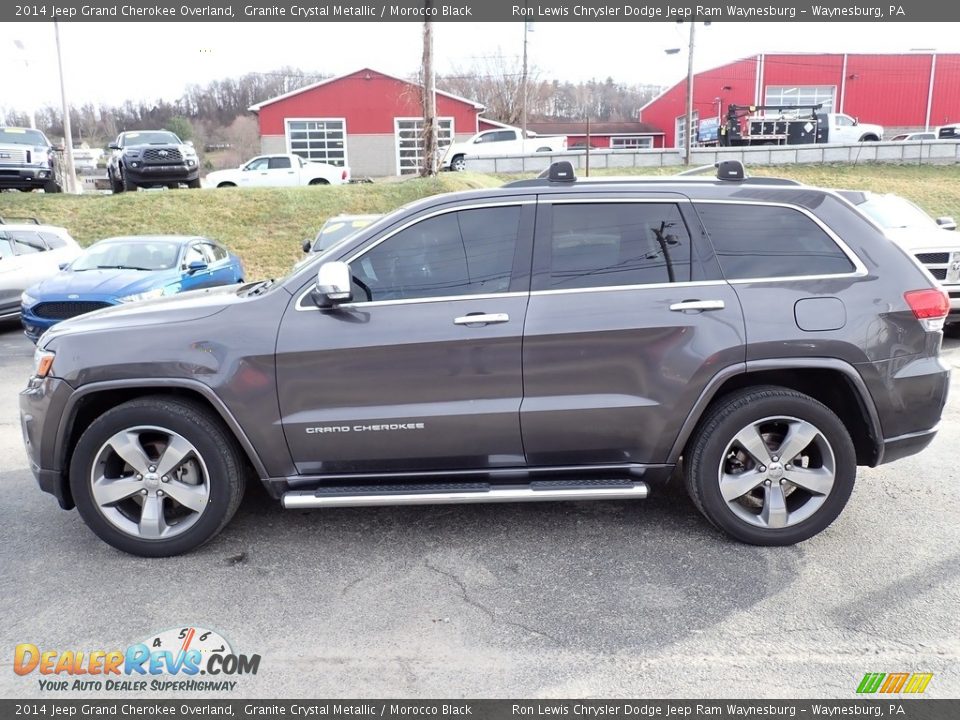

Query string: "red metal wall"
[642, 54, 960, 147]
[256, 69, 481, 137]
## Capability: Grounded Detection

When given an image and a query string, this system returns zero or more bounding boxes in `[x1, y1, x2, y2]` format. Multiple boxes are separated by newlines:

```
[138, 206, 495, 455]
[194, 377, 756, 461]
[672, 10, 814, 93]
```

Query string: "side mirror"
[186, 260, 208, 274]
[108, 143, 120, 150]
[936, 216, 957, 231]
[312, 261, 352, 306]
[302, 239, 312, 253]
[185, 140, 194, 147]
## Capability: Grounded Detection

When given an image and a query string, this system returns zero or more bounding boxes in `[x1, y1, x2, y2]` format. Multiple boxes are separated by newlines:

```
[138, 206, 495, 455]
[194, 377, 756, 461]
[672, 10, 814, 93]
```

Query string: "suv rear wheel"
[684, 386, 856, 545]
[69, 397, 246, 557]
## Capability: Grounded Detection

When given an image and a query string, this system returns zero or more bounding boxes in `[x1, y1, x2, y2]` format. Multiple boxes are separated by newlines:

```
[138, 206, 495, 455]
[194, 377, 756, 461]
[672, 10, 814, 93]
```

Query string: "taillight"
[341, 169, 348, 181]
[904, 288, 950, 331]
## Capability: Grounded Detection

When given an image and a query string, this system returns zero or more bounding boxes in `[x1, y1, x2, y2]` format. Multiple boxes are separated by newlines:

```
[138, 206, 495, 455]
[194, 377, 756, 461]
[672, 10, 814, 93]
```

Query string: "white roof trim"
[248, 68, 486, 112]
[477, 118, 519, 130]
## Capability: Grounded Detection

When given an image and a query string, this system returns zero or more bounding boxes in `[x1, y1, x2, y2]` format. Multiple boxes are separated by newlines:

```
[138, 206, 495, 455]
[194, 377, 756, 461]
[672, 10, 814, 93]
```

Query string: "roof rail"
[0, 216, 40, 225]
[502, 159, 801, 188]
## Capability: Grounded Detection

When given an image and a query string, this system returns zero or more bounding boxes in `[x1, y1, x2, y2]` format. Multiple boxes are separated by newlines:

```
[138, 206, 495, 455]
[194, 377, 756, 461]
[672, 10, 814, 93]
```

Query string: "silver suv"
[20, 162, 951, 556]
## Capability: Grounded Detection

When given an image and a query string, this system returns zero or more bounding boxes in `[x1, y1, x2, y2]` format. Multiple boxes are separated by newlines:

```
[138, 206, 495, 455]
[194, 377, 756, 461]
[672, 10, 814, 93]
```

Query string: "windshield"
[0, 128, 49, 146]
[121, 131, 181, 147]
[72, 240, 181, 271]
[853, 194, 938, 230]
[311, 216, 383, 253]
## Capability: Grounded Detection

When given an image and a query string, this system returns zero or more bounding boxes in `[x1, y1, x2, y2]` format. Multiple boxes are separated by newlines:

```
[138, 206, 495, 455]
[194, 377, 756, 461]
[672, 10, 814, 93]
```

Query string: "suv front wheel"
[69, 397, 246, 557]
[684, 386, 856, 545]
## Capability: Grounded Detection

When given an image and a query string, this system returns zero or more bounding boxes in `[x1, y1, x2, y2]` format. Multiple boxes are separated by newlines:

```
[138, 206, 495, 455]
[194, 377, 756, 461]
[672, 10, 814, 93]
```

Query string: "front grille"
[916, 252, 950, 264]
[32, 301, 111, 320]
[929, 268, 948, 280]
[0, 148, 27, 163]
[143, 148, 183, 163]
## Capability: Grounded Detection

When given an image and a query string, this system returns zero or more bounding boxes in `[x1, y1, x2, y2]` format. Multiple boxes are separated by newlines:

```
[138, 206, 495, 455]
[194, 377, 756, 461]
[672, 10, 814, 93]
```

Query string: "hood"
[39, 283, 247, 346]
[884, 227, 960, 252]
[32, 268, 178, 299]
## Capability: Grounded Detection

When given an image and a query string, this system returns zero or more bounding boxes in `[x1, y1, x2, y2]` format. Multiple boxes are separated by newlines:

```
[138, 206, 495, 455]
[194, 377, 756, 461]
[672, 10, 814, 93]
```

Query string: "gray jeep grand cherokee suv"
[19, 162, 951, 556]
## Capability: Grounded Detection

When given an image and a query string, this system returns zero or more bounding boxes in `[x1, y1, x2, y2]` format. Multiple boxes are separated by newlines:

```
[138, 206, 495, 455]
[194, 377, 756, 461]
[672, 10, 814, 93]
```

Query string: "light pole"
[53, 21, 79, 194]
[666, 22, 708, 166]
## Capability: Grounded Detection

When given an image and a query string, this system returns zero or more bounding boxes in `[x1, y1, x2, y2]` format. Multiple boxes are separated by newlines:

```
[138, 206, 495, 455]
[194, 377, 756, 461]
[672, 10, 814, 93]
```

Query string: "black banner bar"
[2, 700, 959, 720]
[4, 0, 959, 23]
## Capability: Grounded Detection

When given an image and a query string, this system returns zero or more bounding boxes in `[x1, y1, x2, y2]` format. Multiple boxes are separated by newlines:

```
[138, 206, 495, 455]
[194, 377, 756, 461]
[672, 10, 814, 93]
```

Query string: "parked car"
[204, 154, 349, 189]
[0, 127, 62, 193]
[302, 214, 383, 254]
[838, 190, 959, 324]
[0, 219, 80, 321]
[890, 132, 936, 141]
[20, 161, 949, 557]
[107, 130, 200, 192]
[20, 235, 244, 342]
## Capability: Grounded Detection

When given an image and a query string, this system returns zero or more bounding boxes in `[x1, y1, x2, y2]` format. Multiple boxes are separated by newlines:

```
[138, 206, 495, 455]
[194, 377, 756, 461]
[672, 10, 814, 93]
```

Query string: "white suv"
[839, 190, 960, 324]
[0, 219, 81, 320]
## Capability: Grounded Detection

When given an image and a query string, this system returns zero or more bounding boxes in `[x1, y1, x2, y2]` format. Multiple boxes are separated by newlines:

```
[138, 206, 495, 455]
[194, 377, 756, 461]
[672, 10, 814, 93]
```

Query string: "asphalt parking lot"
[1, 319, 958, 699]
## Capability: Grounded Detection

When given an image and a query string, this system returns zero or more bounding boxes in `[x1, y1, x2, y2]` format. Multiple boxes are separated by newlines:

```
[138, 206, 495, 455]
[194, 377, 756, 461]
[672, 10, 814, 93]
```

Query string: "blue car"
[20, 235, 244, 342]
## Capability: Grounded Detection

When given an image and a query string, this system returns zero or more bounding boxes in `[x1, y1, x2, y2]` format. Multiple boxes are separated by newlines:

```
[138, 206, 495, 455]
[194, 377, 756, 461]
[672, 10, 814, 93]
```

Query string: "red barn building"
[249, 68, 485, 177]
[639, 53, 960, 148]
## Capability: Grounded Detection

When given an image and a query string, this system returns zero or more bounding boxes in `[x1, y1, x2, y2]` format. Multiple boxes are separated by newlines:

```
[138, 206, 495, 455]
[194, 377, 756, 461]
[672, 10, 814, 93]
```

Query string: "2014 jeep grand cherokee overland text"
[19, 161, 950, 557]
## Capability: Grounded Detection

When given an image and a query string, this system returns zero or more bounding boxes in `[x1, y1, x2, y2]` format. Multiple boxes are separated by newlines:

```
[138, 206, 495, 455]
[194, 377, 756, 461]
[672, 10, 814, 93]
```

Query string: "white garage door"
[286, 119, 347, 167]
[395, 117, 454, 175]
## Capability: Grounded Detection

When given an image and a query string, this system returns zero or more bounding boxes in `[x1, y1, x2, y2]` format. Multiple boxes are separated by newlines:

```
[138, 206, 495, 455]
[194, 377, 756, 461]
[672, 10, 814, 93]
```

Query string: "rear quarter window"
[695, 203, 855, 279]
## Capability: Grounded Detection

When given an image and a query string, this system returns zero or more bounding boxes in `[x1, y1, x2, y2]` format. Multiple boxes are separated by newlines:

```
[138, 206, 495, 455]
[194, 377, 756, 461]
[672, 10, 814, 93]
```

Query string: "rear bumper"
[859, 353, 950, 466]
[881, 426, 939, 465]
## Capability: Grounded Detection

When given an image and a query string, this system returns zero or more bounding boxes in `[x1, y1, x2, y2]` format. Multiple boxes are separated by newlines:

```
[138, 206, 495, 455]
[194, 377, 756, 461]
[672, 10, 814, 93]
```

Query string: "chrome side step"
[282, 480, 649, 509]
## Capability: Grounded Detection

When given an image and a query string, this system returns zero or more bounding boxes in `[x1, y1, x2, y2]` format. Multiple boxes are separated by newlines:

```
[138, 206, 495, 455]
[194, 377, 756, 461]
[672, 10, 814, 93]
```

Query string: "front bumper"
[20, 375, 76, 510]
[0, 165, 53, 189]
[125, 164, 199, 184]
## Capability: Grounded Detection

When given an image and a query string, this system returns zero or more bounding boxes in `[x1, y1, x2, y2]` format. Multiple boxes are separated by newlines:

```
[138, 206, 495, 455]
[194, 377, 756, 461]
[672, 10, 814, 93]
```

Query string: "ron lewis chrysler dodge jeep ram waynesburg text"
[19, 161, 950, 557]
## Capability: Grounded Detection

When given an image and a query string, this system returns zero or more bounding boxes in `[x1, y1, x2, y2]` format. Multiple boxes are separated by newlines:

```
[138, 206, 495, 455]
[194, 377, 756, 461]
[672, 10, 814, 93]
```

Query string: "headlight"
[32, 348, 55, 379]
[118, 288, 165, 303]
[21, 291, 37, 307]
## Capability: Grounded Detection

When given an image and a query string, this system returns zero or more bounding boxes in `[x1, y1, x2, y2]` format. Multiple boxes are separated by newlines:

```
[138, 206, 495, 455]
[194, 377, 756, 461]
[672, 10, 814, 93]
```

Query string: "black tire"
[535, 146, 552, 152]
[110, 170, 124, 194]
[450, 155, 466, 172]
[217, 182, 237, 188]
[122, 170, 137, 192]
[859, 135, 880, 142]
[187, 178, 201, 189]
[69, 396, 247, 557]
[684, 386, 856, 546]
[43, 180, 62, 193]
[308, 178, 329, 185]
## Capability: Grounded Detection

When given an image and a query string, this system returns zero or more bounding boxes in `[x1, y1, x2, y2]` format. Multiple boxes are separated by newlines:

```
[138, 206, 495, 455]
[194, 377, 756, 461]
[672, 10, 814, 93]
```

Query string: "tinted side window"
[205, 243, 228, 262]
[695, 203, 855, 279]
[269, 157, 292, 169]
[350, 206, 521, 302]
[545, 203, 691, 290]
[40, 231, 68, 249]
[11, 232, 46, 255]
[184, 245, 206, 265]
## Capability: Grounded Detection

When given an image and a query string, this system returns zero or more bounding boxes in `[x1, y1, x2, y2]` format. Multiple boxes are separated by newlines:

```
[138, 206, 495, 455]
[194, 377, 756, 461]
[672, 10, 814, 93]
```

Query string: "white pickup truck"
[441, 129, 567, 171]
[204, 154, 349, 188]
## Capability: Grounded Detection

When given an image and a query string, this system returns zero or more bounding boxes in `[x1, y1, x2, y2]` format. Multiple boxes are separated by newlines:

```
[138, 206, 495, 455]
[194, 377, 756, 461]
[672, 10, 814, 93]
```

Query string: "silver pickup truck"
[0, 127, 62, 193]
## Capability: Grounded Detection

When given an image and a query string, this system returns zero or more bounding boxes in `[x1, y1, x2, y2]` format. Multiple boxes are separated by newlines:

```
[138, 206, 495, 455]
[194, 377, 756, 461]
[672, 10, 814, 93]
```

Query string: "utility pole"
[54, 22, 79, 193]
[683, 21, 696, 166]
[420, 7, 438, 176]
[521, 21, 529, 138]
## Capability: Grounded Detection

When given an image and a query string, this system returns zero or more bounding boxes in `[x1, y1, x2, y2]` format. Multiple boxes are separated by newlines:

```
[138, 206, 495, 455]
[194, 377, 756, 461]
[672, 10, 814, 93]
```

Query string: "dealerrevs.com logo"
[14, 627, 260, 693]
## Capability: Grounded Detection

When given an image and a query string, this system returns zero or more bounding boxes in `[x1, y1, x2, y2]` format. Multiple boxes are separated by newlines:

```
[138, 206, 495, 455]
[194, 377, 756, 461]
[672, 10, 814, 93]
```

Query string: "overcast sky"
[0, 21, 957, 114]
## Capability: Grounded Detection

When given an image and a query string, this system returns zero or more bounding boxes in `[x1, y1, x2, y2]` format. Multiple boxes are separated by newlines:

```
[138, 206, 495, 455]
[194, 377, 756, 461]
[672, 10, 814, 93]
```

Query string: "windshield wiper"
[92, 264, 152, 271]
[245, 279, 275, 296]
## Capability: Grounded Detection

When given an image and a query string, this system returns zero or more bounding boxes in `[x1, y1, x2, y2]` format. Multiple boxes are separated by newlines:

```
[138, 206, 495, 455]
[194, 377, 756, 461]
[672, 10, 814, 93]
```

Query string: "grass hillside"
[1, 165, 957, 280]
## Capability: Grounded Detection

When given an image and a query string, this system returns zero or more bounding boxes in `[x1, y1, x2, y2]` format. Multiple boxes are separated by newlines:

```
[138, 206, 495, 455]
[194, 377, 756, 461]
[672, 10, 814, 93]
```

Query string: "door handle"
[454, 312, 509, 326]
[669, 299, 725, 313]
